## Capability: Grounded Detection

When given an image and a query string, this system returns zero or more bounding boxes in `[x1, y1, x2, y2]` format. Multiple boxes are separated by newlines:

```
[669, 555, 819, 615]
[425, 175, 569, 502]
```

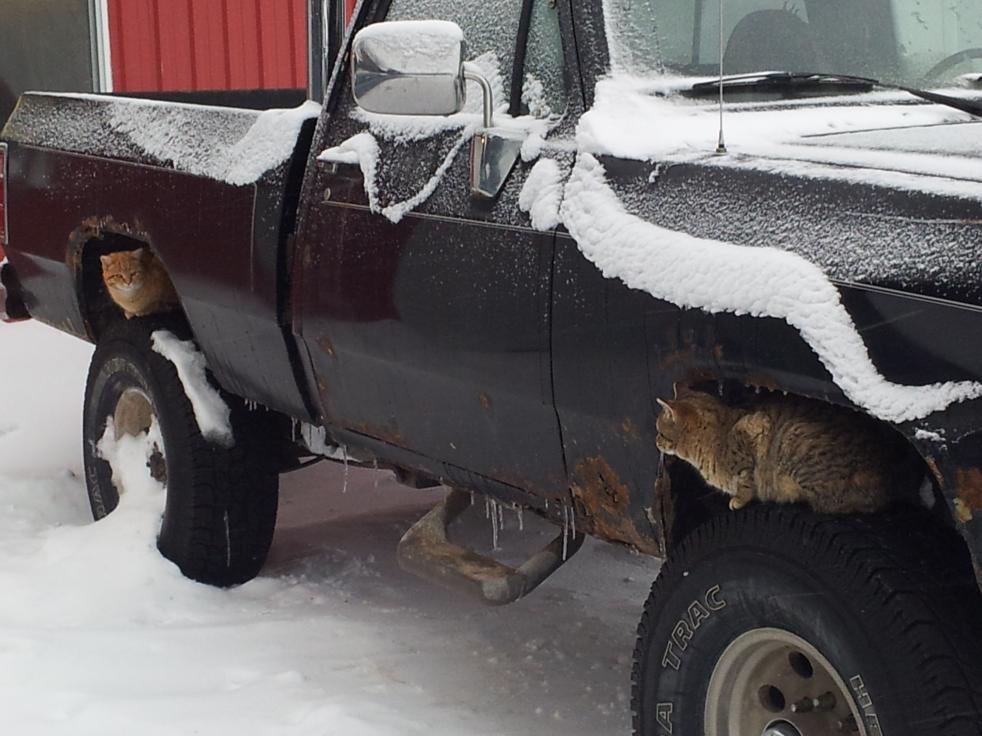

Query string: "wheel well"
[660, 380, 953, 550]
[78, 233, 185, 340]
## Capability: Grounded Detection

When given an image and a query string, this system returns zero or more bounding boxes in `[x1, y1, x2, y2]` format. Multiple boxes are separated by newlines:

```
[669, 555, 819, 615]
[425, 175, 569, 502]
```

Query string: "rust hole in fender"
[571, 456, 659, 554]
[954, 467, 982, 523]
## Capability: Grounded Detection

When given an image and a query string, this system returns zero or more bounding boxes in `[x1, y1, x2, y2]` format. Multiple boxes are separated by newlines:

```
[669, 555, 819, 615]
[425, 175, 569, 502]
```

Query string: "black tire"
[633, 506, 982, 736]
[82, 316, 279, 587]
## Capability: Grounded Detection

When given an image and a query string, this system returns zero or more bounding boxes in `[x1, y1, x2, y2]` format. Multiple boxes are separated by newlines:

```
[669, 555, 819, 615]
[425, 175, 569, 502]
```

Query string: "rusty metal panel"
[110, 0, 308, 92]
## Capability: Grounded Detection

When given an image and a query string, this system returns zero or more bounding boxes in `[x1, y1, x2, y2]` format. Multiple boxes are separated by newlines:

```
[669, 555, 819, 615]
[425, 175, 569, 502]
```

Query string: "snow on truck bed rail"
[9, 93, 320, 186]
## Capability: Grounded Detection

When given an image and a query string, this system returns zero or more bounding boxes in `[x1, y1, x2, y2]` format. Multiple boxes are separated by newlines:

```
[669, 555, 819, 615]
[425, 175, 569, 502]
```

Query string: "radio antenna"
[715, 0, 727, 154]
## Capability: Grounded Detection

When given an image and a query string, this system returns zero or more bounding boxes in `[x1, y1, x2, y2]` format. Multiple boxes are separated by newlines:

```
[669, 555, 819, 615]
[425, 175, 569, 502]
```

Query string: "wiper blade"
[689, 71, 878, 94]
[688, 71, 982, 119]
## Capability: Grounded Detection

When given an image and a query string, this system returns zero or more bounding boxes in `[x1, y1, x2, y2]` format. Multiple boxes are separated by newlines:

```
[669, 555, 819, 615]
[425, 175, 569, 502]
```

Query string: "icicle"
[342, 445, 349, 494]
[570, 500, 576, 538]
[517, 505, 524, 532]
[497, 501, 505, 532]
[470, 491, 475, 506]
[491, 499, 500, 550]
[561, 503, 569, 561]
[485, 496, 492, 519]
[372, 457, 380, 492]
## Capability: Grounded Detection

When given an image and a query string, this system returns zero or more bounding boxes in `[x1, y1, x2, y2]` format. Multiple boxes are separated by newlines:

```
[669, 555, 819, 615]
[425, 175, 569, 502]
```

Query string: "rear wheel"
[82, 316, 280, 586]
[632, 506, 982, 736]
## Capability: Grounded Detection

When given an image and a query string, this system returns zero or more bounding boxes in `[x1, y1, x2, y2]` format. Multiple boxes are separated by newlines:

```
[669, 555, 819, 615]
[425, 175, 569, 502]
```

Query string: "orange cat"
[100, 247, 178, 319]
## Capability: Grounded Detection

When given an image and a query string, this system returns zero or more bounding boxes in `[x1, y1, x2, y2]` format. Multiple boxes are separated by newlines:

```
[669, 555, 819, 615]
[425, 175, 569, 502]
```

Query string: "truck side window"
[522, 0, 567, 117]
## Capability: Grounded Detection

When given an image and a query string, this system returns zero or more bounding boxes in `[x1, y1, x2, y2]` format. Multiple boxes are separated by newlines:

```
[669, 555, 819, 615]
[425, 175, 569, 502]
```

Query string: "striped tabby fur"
[655, 388, 922, 514]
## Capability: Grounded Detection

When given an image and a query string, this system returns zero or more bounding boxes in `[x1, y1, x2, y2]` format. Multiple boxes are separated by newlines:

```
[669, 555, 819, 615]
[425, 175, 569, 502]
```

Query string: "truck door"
[294, 0, 570, 494]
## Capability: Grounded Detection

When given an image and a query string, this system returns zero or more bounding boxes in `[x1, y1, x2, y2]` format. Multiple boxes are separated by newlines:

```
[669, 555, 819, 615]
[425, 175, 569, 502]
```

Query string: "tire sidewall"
[637, 536, 904, 736]
[84, 330, 156, 517]
[83, 317, 279, 586]
[83, 319, 199, 548]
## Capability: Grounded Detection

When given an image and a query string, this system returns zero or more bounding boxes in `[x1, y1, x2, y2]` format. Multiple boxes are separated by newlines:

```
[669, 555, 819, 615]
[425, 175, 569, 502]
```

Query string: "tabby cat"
[655, 388, 922, 514]
[101, 247, 178, 319]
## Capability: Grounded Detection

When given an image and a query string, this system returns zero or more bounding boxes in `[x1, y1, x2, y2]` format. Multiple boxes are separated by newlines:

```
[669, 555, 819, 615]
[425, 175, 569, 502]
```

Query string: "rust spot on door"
[317, 334, 336, 357]
[479, 392, 492, 411]
[954, 468, 982, 523]
[571, 456, 659, 554]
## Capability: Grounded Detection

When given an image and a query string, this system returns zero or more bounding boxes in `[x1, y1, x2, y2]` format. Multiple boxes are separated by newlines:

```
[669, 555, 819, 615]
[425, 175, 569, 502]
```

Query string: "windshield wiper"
[687, 72, 982, 119]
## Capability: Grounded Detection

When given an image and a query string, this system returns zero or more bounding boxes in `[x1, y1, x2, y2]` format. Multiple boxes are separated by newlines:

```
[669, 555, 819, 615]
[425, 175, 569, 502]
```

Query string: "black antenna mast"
[716, 0, 727, 154]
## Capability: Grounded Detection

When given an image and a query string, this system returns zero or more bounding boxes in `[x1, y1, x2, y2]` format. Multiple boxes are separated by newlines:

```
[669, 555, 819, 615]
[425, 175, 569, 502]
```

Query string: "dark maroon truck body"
[5, 0, 982, 586]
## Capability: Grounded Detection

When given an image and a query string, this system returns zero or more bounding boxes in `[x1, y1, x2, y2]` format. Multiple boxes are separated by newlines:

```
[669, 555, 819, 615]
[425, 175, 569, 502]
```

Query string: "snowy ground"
[0, 320, 659, 735]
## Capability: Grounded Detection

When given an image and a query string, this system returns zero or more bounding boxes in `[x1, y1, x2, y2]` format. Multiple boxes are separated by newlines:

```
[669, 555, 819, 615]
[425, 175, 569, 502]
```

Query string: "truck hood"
[759, 119, 982, 188]
[584, 82, 982, 306]
[799, 119, 982, 160]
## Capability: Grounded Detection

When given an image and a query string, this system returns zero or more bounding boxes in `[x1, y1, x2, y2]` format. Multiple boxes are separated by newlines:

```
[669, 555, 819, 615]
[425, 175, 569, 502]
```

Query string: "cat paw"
[729, 497, 750, 511]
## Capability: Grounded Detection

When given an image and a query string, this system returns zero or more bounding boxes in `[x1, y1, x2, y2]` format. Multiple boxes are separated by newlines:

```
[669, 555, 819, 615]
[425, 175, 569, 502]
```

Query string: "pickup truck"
[4, 1, 982, 734]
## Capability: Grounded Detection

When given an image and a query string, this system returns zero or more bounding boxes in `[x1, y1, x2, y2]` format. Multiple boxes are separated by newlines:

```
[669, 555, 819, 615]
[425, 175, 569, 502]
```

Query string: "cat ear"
[100, 254, 111, 265]
[673, 383, 695, 399]
[656, 398, 676, 418]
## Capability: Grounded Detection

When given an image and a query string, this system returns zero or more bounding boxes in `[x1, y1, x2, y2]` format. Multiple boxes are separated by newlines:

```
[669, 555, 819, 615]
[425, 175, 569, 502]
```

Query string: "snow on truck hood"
[580, 77, 982, 197]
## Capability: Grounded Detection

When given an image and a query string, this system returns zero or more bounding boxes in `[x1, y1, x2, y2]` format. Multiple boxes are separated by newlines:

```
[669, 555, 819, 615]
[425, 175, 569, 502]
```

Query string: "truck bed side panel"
[2, 93, 317, 421]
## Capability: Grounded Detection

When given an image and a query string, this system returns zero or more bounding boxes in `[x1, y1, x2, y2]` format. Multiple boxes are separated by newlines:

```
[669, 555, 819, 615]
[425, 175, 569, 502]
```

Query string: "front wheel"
[82, 316, 280, 586]
[632, 507, 982, 736]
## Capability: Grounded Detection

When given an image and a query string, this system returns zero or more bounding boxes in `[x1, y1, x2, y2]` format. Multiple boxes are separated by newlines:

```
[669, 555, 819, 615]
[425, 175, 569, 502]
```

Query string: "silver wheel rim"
[705, 627, 867, 736]
[111, 387, 166, 489]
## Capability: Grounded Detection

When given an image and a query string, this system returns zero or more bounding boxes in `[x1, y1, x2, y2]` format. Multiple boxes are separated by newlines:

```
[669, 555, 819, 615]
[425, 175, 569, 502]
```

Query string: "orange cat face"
[101, 248, 149, 291]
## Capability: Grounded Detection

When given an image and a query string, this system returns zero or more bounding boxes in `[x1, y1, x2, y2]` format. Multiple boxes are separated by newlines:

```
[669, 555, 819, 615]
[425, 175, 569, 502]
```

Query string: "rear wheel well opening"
[78, 234, 185, 341]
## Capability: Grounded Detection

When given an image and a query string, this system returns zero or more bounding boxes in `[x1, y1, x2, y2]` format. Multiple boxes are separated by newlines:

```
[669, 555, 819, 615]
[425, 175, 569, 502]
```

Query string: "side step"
[397, 489, 584, 606]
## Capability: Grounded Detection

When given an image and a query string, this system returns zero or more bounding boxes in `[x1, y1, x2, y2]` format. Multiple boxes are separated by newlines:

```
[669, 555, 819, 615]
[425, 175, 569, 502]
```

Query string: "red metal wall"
[109, 0, 308, 92]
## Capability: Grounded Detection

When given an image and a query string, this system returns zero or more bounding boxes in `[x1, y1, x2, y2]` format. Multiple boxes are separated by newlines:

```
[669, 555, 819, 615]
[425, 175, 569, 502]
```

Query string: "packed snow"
[577, 77, 982, 198]
[519, 158, 564, 231]
[96, 416, 166, 501]
[914, 428, 946, 443]
[150, 330, 234, 447]
[0, 320, 653, 735]
[353, 20, 464, 75]
[560, 154, 982, 423]
[31, 94, 320, 186]
[107, 98, 321, 186]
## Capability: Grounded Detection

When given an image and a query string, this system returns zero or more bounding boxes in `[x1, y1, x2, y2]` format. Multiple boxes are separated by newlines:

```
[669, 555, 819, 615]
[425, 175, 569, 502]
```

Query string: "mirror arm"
[462, 61, 494, 129]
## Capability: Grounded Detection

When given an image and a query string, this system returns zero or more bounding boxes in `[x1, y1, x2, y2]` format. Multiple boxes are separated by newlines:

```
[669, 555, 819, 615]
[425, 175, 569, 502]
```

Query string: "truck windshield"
[605, 0, 982, 88]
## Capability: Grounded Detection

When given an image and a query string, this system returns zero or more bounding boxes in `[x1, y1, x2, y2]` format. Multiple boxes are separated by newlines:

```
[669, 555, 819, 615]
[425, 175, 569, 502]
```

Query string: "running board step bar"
[397, 489, 584, 606]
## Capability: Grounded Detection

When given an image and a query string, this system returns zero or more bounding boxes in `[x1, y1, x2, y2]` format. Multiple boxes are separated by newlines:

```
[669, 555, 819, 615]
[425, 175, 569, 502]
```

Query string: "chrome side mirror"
[350, 20, 521, 200]
[351, 20, 467, 116]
